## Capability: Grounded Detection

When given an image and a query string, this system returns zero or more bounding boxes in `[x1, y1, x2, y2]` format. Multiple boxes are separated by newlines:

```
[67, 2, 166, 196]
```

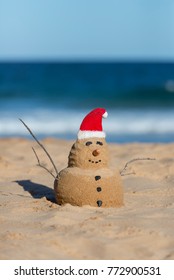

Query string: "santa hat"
[78, 108, 108, 139]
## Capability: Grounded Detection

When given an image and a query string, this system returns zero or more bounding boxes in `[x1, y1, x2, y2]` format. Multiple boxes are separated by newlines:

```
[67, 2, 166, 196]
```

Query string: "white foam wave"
[0, 108, 174, 137]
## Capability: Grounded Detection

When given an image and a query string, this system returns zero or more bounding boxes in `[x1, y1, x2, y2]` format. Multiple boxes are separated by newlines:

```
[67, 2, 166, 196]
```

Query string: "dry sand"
[0, 137, 174, 260]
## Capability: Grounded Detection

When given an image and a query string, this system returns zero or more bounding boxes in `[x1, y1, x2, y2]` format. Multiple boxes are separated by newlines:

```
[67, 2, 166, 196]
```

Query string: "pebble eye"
[96, 141, 103, 146]
[86, 141, 92, 146]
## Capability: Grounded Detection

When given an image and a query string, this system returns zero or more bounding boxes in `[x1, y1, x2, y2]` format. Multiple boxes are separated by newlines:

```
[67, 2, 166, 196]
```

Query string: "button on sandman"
[97, 200, 102, 207]
[95, 175, 101, 181]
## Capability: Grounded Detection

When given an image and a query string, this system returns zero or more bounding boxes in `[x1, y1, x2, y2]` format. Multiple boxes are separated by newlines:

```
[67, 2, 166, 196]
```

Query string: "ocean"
[0, 61, 174, 143]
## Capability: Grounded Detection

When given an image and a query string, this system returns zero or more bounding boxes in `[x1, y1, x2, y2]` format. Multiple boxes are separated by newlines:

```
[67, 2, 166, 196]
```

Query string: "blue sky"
[0, 0, 174, 60]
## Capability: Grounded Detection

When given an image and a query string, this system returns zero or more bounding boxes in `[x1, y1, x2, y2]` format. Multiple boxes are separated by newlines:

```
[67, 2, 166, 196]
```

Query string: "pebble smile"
[88, 159, 101, 164]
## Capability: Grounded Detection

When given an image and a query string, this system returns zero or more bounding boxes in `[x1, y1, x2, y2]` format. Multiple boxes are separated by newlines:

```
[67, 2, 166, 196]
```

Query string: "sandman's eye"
[86, 141, 92, 146]
[96, 141, 103, 146]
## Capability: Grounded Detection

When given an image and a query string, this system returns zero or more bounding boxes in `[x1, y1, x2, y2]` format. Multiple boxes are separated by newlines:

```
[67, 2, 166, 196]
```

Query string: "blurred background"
[0, 0, 174, 142]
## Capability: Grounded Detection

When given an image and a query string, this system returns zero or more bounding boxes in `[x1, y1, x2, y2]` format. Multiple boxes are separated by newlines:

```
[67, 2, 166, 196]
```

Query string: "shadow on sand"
[15, 179, 56, 203]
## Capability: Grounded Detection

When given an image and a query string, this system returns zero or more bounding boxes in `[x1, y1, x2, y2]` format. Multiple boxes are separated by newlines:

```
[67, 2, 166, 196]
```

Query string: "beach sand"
[0, 137, 174, 260]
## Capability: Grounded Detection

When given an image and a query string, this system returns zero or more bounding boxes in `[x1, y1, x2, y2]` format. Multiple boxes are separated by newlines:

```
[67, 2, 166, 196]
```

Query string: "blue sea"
[0, 61, 174, 143]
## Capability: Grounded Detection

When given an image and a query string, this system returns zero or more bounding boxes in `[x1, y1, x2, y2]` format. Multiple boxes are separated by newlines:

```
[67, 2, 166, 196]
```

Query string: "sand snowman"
[54, 108, 124, 208]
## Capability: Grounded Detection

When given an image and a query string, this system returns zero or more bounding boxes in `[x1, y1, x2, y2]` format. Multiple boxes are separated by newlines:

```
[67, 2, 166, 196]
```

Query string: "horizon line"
[1, 57, 174, 63]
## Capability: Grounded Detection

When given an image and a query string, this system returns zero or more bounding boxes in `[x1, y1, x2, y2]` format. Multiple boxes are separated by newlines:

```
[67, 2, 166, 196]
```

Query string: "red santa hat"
[78, 108, 108, 139]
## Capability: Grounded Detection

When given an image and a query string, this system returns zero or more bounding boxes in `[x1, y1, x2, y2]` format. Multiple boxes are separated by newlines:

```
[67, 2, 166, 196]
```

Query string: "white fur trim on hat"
[78, 130, 106, 139]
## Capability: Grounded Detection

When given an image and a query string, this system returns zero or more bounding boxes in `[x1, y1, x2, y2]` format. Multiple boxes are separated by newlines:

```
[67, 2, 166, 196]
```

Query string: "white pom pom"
[103, 111, 108, 118]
